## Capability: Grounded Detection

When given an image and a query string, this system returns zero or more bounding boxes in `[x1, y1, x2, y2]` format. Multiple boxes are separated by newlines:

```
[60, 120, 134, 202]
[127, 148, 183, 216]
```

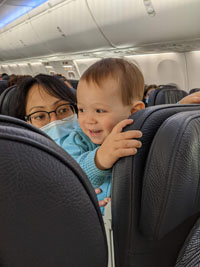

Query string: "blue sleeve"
[61, 131, 111, 188]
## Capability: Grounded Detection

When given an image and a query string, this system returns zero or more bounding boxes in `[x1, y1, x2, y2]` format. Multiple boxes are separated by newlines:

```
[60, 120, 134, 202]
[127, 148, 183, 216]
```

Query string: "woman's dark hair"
[14, 74, 77, 120]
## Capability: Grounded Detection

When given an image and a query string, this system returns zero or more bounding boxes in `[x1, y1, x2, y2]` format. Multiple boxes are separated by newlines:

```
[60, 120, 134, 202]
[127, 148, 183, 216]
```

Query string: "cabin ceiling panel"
[29, 62, 47, 75]
[49, 61, 68, 77]
[74, 58, 101, 76]
[8, 64, 20, 74]
[17, 63, 33, 75]
[87, 0, 200, 48]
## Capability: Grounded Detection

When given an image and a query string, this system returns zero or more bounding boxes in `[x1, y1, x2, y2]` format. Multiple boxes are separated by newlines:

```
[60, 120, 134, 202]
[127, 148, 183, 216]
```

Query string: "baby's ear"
[130, 101, 145, 114]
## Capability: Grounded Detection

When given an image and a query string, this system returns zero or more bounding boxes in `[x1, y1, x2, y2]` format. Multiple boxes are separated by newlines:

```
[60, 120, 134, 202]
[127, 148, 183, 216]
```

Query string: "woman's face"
[25, 84, 73, 128]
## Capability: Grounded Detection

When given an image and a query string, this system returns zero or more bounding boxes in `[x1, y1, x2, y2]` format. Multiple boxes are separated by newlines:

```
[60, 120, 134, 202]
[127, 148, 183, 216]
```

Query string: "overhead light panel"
[0, 0, 48, 29]
[63, 65, 73, 68]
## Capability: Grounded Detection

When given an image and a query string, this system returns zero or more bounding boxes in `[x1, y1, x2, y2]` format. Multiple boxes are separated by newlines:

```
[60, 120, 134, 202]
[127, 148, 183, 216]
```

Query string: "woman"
[143, 84, 158, 106]
[14, 74, 78, 145]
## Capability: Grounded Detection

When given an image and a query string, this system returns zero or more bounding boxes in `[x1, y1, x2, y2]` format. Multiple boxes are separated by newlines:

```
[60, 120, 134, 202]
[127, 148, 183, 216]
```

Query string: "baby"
[60, 58, 145, 213]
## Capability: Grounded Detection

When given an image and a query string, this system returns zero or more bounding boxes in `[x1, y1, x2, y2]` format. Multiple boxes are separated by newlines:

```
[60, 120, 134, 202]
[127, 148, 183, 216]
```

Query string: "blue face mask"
[145, 98, 149, 104]
[40, 114, 78, 147]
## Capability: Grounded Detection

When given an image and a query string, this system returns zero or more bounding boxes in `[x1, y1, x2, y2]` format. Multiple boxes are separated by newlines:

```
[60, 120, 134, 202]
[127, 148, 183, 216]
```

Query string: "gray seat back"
[112, 104, 200, 267]
[0, 115, 108, 267]
[176, 217, 200, 267]
[148, 86, 187, 106]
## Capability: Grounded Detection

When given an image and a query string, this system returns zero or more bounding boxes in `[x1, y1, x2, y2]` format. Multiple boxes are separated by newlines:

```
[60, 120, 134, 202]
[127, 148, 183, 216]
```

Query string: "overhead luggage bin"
[87, 0, 200, 49]
[0, 0, 112, 61]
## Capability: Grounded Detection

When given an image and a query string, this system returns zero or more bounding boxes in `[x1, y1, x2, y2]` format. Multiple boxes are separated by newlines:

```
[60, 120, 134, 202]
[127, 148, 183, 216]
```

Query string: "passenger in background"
[14, 74, 78, 144]
[143, 84, 158, 106]
[6, 74, 31, 89]
[178, 90, 200, 104]
[0, 79, 7, 95]
[1, 73, 9, 81]
[58, 58, 144, 214]
[55, 73, 77, 94]
[0, 73, 10, 95]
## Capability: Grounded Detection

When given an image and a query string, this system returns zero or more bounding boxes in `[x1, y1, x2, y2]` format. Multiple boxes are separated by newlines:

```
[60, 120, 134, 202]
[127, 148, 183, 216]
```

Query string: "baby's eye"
[59, 107, 70, 114]
[78, 108, 85, 113]
[96, 109, 105, 113]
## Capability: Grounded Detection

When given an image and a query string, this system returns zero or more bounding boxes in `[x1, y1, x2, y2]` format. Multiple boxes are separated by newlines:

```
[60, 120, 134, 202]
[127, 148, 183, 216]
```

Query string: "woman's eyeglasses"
[25, 104, 75, 128]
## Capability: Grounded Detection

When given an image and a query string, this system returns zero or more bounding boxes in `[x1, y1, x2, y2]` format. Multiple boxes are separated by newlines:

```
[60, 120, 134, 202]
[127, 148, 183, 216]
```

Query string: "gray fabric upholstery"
[148, 87, 187, 106]
[112, 104, 200, 267]
[176, 217, 200, 267]
[0, 85, 16, 116]
[0, 115, 108, 267]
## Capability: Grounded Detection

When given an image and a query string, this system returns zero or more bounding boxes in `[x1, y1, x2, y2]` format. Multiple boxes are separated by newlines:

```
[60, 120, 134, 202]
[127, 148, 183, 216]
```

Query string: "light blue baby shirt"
[60, 126, 111, 214]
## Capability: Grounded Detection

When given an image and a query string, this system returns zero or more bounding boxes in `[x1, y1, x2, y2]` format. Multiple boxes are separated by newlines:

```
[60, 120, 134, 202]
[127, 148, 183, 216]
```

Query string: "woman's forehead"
[25, 84, 63, 113]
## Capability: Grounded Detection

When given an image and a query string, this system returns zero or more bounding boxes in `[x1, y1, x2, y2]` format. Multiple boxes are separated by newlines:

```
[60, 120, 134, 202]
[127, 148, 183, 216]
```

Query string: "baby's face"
[77, 77, 132, 144]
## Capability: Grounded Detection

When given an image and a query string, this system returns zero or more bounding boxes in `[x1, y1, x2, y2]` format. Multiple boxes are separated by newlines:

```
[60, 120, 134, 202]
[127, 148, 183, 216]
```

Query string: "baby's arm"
[95, 119, 142, 170]
[62, 131, 111, 188]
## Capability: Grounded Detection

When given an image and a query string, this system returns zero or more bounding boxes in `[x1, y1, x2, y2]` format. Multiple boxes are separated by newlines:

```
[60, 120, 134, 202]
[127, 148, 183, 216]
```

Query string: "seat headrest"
[148, 88, 188, 106]
[68, 79, 79, 89]
[0, 85, 17, 116]
[189, 88, 200, 94]
[0, 115, 108, 266]
[0, 80, 7, 95]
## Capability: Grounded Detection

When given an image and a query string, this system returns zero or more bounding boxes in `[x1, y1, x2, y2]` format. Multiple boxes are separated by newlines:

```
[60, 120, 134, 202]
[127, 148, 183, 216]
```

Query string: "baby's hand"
[95, 119, 142, 170]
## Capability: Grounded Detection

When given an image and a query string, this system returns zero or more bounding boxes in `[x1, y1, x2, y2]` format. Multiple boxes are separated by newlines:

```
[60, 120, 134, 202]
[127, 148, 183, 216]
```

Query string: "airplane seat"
[175, 217, 200, 267]
[148, 87, 188, 106]
[0, 85, 16, 116]
[112, 104, 200, 267]
[0, 115, 108, 267]
[189, 88, 200, 94]
[0, 80, 8, 95]
[68, 79, 79, 89]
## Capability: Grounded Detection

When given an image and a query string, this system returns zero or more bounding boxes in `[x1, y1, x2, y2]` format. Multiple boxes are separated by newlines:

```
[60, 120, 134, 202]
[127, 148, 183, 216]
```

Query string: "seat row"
[146, 85, 200, 107]
[0, 103, 200, 266]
